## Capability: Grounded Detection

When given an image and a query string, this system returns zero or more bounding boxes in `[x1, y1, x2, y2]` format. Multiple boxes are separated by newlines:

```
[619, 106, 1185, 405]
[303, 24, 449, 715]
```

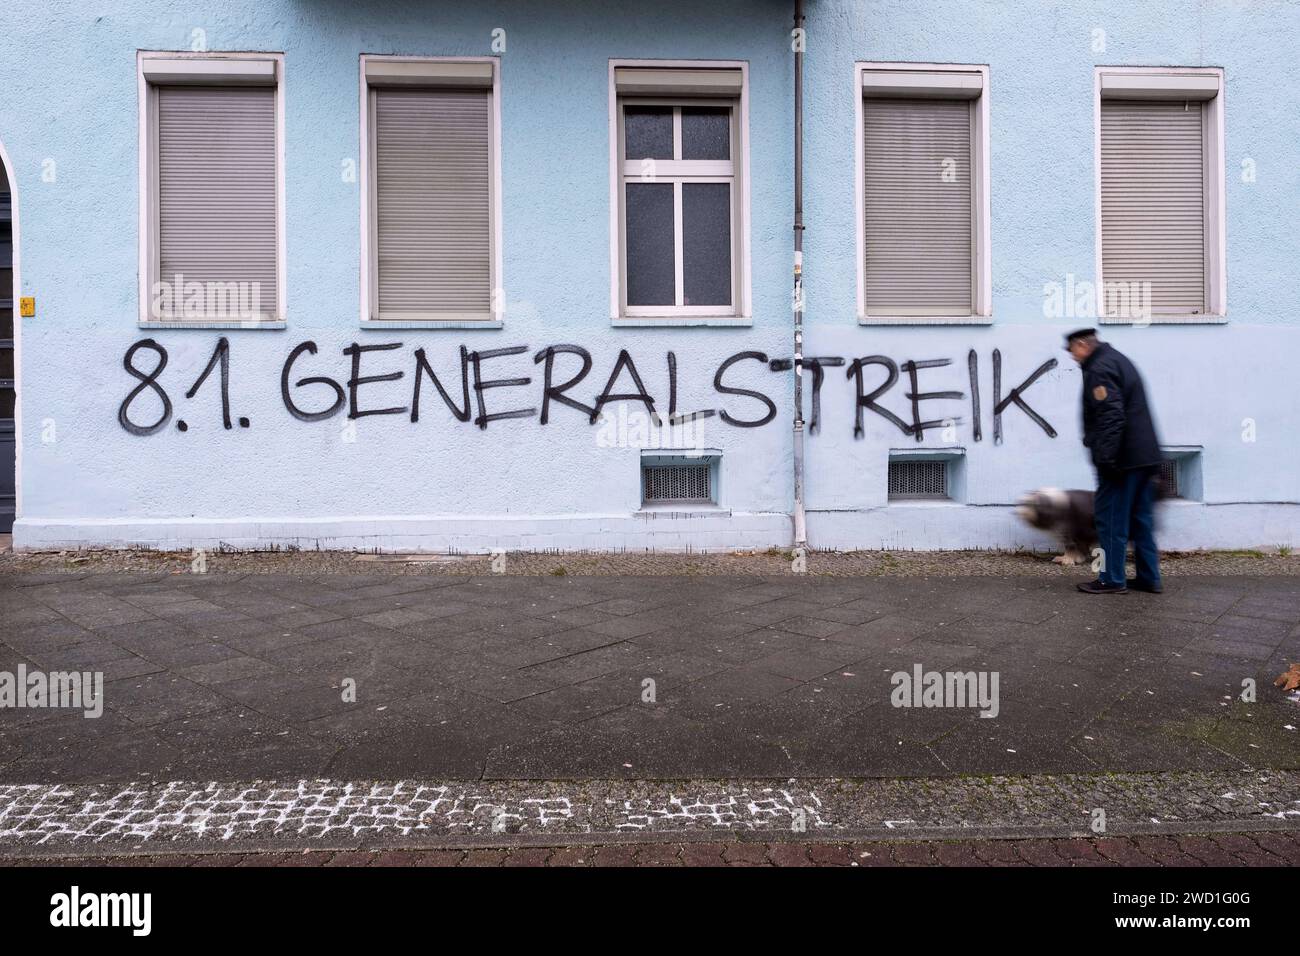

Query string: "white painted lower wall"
[808, 501, 1300, 553]
[11, 511, 791, 554]
[14, 501, 1298, 553]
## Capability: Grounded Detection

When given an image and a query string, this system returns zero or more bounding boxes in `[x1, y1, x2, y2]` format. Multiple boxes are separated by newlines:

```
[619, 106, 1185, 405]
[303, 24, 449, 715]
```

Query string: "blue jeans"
[1094, 466, 1161, 587]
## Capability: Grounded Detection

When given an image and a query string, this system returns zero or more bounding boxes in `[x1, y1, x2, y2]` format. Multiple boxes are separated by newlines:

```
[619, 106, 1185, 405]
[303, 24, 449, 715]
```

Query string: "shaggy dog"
[1017, 471, 1172, 565]
[1015, 487, 1098, 566]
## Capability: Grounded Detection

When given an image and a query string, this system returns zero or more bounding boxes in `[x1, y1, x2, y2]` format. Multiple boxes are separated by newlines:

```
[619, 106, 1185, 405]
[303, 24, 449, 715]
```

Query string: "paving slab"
[0, 569, 1296, 782]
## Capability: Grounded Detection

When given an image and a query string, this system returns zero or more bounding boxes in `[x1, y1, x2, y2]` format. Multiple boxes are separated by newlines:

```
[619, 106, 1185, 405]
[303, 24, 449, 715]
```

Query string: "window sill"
[859, 315, 992, 326]
[139, 319, 285, 330]
[361, 319, 503, 330]
[636, 502, 726, 515]
[1099, 315, 1227, 325]
[886, 498, 962, 507]
[889, 446, 965, 459]
[613, 316, 751, 328]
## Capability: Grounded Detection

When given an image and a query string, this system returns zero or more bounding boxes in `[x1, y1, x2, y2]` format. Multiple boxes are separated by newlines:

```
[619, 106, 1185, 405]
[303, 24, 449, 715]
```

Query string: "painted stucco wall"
[1, 0, 1297, 552]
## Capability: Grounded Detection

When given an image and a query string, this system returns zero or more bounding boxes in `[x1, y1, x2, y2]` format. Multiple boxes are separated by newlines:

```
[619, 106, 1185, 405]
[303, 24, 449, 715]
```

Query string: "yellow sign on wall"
[18, 297, 35, 317]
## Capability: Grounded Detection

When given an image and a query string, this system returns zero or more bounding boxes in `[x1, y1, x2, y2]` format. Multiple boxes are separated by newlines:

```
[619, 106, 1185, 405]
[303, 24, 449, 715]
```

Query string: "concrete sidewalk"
[9, 831, 1299, 866]
[1, 567, 1297, 782]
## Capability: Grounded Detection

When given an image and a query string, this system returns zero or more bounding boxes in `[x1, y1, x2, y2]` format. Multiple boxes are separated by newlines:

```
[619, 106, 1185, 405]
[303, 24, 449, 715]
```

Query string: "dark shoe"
[1128, 578, 1163, 594]
[1077, 580, 1128, 594]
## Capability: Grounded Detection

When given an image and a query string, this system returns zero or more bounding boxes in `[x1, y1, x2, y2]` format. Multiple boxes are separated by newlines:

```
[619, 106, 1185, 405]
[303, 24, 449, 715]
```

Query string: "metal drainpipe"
[791, 0, 808, 550]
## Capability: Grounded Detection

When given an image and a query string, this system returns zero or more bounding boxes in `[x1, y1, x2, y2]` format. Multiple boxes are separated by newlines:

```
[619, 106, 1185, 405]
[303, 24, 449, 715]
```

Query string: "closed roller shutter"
[863, 97, 973, 315]
[157, 85, 278, 313]
[1100, 99, 1206, 314]
[375, 87, 491, 316]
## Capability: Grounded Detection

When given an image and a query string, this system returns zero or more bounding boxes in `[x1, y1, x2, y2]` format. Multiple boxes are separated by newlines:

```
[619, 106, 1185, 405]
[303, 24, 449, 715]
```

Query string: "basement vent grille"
[1158, 458, 1180, 498]
[888, 459, 949, 499]
[643, 462, 712, 504]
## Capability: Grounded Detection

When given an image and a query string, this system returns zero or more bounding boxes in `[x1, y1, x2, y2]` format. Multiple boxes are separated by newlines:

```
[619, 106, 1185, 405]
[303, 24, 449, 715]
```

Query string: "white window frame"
[854, 62, 992, 325]
[608, 59, 751, 326]
[359, 55, 503, 329]
[1093, 65, 1227, 324]
[136, 51, 287, 329]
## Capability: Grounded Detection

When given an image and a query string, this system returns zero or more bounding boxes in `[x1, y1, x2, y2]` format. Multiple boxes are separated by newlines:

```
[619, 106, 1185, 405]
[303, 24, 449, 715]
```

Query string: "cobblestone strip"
[4, 831, 1299, 867]
[611, 789, 830, 831]
[0, 781, 826, 847]
[3, 547, 1297, 578]
[1, 771, 1296, 851]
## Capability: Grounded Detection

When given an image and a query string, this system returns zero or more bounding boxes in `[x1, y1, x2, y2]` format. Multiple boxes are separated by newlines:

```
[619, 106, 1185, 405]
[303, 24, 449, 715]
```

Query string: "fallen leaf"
[1274, 664, 1300, 692]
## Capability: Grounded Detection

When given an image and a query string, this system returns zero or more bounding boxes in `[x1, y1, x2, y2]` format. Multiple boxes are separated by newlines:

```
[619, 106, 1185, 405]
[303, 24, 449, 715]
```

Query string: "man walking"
[1065, 329, 1163, 594]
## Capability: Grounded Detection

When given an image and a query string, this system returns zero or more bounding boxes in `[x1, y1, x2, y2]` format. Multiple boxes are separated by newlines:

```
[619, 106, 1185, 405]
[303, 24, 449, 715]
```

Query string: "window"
[611, 64, 749, 323]
[1159, 446, 1204, 501]
[1157, 458, 1180, 498]
[855, 64, 991, 323]
[641, 452, 720, 507]
[1096, 68, 1225, 321]
[361, 57, 500, 326]
[886, 449, 966, 503]
[643, 460, 712, 504]
[888, 459, 948, 500]
[138, 53, 284, 326]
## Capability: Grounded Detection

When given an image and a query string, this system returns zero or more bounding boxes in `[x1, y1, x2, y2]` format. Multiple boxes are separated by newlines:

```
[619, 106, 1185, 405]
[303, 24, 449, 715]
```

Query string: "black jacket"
[1081, 342, 1162, 472]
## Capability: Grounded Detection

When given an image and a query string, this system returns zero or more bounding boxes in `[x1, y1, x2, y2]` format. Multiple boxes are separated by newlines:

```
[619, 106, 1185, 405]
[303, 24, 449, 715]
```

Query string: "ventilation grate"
[888, 459, 948, 499]
[1158, 458, 1180, 498]
[643, 462, 712, 503]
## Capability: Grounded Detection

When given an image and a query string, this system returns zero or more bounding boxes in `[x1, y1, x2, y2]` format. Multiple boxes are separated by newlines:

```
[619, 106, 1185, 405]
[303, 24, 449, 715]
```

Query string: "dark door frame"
[0, 142, 19, 536]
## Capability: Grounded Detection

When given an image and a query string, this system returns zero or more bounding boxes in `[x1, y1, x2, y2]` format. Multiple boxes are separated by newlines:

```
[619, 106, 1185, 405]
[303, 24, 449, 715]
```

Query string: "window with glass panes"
[618, 101, 738, 316]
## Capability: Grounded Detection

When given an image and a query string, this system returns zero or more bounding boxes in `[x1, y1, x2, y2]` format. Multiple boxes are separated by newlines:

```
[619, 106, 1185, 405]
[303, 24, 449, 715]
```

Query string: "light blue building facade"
[1, 0, 1296, 553]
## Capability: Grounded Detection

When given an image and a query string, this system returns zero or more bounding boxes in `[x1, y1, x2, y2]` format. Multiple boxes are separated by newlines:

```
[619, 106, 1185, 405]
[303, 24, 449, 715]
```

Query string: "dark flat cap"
[1064, 327, 1097, 344]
